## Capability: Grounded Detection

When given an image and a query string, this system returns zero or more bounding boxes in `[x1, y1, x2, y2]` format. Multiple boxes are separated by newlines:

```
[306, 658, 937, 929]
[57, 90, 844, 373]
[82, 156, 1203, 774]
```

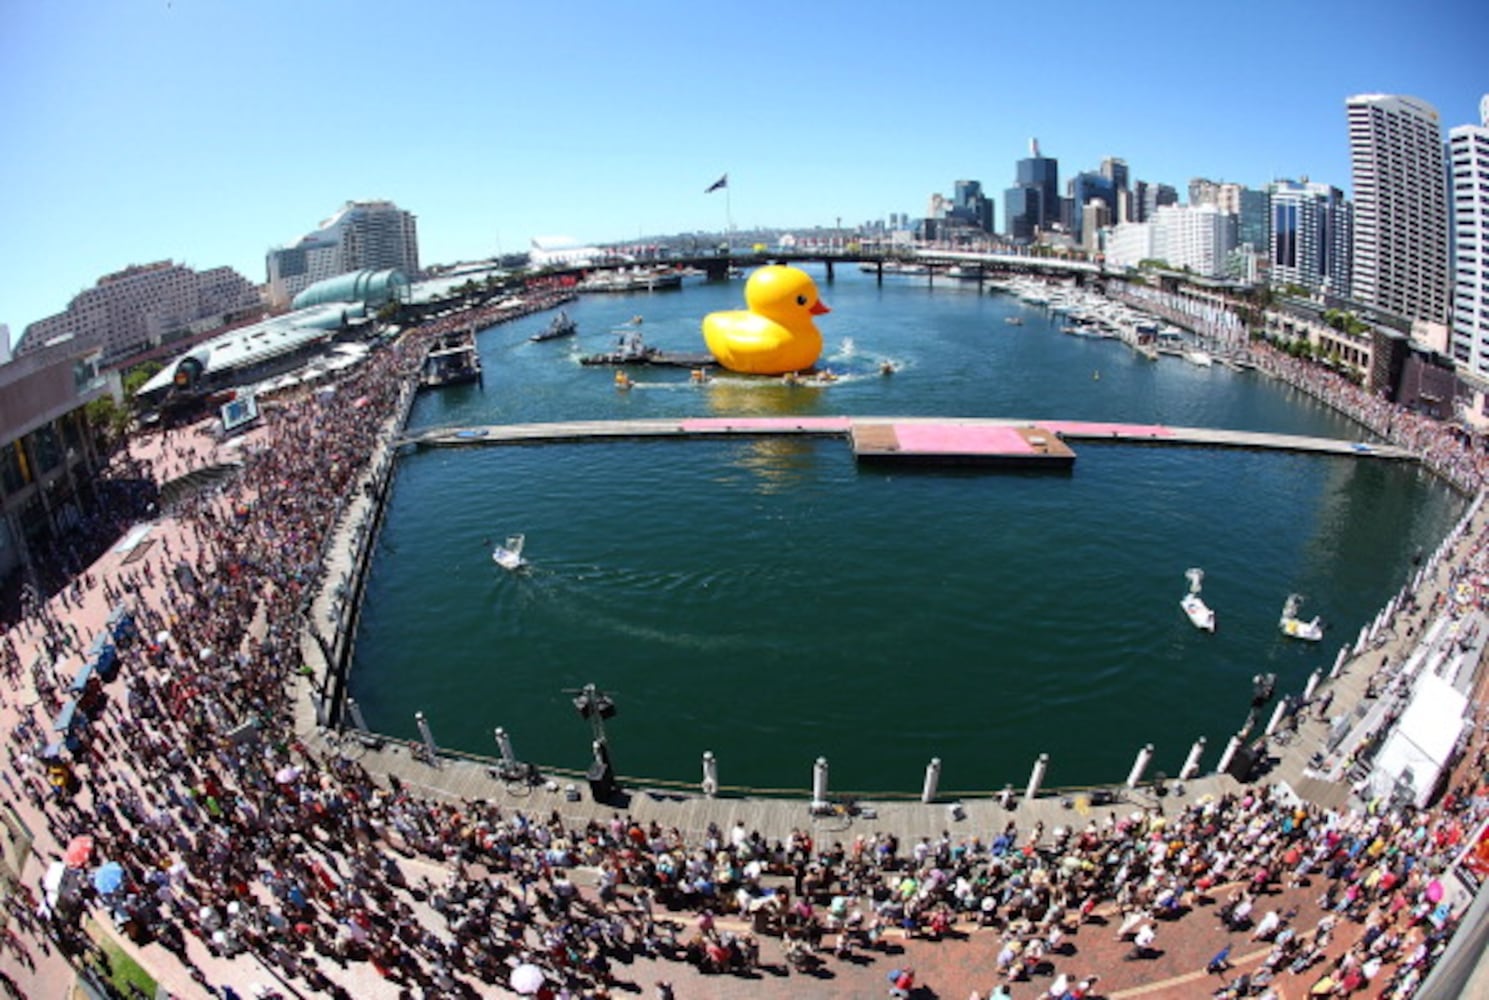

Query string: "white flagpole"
[725, 176, 733, 253]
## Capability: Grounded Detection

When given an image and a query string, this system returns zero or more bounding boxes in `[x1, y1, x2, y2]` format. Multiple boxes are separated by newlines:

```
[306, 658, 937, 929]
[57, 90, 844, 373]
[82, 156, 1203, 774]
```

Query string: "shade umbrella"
[510, 963, 545, 995]
[93, 861, 125, 895]
[275, 765, 302, 784]
[64, 835, 94, 869]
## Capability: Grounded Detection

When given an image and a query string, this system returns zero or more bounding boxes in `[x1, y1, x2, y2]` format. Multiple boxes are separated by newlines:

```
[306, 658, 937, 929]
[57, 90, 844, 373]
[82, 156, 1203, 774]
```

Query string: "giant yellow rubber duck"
[702, 265, 830, 375]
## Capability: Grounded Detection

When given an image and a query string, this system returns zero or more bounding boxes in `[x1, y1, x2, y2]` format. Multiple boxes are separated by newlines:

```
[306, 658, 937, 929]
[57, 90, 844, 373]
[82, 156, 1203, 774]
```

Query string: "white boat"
[1181, 568, 1216, 631]
[492, 534, 528, 571]
[1183, 349, 1214, 367]
[1279, 594, 1323, 641]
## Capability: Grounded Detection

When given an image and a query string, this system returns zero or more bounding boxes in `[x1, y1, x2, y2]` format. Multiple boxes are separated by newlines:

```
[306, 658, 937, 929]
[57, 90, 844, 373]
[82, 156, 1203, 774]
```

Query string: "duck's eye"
[796, 295, 807, 306]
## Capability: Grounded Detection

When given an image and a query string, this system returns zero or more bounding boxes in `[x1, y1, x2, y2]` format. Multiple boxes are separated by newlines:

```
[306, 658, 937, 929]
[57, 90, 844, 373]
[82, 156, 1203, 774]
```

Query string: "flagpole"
[725, 180, 733, 254]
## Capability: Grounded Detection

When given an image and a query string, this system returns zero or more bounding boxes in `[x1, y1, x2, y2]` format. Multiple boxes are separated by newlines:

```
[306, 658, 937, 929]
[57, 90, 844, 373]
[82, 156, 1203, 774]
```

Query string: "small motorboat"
[1279, 594, 1323, 641]
[493, 534, 528, 571]
[1004, 316, 1024, 326]
[1181, 568, 1216, 631]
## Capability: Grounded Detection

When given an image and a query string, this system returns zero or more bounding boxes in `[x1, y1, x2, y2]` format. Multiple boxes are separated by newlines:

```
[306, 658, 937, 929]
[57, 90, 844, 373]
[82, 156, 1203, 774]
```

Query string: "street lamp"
[571, 683, 620, 803]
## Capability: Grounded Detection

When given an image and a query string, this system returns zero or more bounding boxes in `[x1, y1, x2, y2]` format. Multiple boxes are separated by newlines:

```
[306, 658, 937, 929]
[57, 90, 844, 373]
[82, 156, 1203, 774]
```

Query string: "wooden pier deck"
[400, 415, 1417, 465]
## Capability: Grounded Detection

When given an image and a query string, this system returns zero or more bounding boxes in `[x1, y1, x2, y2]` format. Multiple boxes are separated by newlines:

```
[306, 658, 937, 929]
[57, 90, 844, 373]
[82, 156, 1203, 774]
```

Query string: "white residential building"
[1346, 94, 1450, 325]
[1103, 221, 1155, 271]
[18, 261, 261, 366]
[1450, 96, 1489, 378]
[1151, 204, 1235, 278]
[266, 200, 420, 308]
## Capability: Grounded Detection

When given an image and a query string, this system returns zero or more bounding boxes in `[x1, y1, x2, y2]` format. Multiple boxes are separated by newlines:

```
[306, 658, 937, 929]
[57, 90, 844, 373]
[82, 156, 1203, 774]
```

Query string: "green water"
[349, 269, 1462, 794]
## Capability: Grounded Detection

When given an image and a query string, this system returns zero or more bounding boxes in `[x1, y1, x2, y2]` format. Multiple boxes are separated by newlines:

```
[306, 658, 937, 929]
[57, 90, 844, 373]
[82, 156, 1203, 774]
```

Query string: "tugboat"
[580, 327, 716, 369]
[530, 310, 577, 342]
[1181, 568, 1216, 632]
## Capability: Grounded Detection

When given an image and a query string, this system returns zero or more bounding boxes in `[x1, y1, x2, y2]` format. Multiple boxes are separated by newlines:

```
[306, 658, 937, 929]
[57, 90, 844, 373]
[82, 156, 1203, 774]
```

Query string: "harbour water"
[350, 268, 1463, 795]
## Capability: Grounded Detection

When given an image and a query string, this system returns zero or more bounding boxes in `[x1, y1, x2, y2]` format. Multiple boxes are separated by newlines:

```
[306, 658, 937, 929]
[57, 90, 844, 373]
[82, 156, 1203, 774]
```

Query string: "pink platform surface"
[678, 417, 853, 432]
[890, 423, 1037, 454]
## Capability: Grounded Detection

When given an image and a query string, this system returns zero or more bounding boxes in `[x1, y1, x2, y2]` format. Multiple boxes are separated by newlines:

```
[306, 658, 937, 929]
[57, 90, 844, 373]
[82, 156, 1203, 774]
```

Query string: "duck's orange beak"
[810, 301, 830, 316]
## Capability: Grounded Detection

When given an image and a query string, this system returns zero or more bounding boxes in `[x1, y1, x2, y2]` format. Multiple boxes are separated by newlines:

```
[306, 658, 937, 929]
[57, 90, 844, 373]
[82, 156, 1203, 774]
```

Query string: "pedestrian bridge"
[398, 416, 1416, 465]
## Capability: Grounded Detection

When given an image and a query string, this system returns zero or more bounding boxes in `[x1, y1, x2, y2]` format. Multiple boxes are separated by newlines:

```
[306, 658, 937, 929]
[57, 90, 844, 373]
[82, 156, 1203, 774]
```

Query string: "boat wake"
[498, 560, 790, 652]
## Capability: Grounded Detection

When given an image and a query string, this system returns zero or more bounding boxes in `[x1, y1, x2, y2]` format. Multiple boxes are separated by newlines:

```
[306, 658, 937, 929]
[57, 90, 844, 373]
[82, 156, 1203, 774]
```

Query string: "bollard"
[1264, 698, 1289, 737]
[494, 727, 515, 765]
[347, 697, 370, 732]
[921, 757, 942, 804]
[1303, 668, 1322, 703]
[702, 751, 718, 798]
[1126, 743, 1155, 788]
[415, 711, 439, 768]
[1331, 645, 1349, 679]
[1026, 753, 1049, 802]
[812, 757, 829, 811]
[1216, 733, 1242, 777]
[1179, 737, 1207, 781]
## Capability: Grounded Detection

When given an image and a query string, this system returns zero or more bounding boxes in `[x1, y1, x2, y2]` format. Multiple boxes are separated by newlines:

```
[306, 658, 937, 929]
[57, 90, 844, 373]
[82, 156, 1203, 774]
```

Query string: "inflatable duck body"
[702, 265, 829, 375]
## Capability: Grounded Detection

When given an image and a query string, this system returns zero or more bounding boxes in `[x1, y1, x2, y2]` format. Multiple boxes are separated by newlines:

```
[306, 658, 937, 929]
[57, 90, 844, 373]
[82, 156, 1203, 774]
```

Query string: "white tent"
[1368, 673, 1469, 808]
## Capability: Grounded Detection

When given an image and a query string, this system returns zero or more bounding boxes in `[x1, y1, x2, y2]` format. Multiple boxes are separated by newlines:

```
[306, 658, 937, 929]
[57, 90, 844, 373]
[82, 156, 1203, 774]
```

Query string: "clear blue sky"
[2, 0, 1484, 337]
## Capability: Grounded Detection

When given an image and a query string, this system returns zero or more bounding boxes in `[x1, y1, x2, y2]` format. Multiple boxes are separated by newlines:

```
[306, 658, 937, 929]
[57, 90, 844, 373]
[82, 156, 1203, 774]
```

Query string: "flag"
[705, 174, 728, 194]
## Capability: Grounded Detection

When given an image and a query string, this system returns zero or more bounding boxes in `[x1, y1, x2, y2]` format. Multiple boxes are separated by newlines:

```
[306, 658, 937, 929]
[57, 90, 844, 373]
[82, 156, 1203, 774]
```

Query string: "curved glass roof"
[292, 269, 408, 310]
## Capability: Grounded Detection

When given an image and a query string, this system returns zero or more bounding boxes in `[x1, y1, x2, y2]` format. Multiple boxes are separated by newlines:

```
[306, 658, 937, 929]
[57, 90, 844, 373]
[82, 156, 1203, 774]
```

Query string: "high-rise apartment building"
[1449, 96, 1489, 376]
[1346, 94, 1450, 324]
[266, 199, 420, 308]
[17, 261, 261, 366]
[1268, 180, 1353, 296]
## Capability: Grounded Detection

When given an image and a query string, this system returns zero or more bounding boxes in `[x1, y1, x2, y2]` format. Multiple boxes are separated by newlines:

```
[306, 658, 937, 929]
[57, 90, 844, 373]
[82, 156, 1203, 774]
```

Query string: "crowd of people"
[0, 294, 1487, 1000]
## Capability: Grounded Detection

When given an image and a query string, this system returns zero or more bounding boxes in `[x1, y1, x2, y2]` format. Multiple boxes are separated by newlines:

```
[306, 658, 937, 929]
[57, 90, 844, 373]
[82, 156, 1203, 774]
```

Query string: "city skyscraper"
[1068, 171, 1116, 243]
[1142, 183, 1178, 221]
[1268, 180, 1352, 296]
[1449, 96, 1489, 377]
[1237, 187, 1271, 253]
[951, 180, 995, 233]
[1346, 94, 1450, 325]
[1003, 138, 1060, 241]
[1101, 158, 1131, 222]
